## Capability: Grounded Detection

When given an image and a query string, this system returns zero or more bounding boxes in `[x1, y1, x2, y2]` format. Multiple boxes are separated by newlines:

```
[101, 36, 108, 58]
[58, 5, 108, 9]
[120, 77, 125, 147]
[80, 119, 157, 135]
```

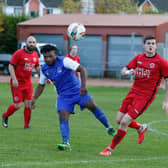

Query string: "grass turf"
[0, 83, 168, 168]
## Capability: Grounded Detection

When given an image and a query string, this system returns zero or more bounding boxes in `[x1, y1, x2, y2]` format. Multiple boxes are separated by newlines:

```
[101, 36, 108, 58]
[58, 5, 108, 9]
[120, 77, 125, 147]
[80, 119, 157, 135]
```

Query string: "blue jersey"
[41, 56, 81, 96]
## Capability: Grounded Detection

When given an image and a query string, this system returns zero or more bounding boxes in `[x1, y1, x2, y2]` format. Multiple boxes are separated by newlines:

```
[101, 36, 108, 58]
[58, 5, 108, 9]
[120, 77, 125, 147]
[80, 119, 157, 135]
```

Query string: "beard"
[26, 45, 35, 52]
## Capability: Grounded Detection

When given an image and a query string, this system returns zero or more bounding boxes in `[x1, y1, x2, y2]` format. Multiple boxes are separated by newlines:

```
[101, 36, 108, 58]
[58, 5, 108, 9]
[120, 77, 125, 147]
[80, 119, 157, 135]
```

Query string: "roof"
[137, 0, 168, 11]
[150, 0, 168, 12]
[40, 0, 62, 8]
[5, 0, 29, 6]
[18, 14, 168, 27]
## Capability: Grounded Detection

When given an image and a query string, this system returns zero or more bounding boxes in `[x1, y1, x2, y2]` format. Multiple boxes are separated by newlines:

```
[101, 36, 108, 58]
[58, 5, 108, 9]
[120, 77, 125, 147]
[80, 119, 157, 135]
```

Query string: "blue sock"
[92, 107, 110, 128]
[60, 120, 70, 144]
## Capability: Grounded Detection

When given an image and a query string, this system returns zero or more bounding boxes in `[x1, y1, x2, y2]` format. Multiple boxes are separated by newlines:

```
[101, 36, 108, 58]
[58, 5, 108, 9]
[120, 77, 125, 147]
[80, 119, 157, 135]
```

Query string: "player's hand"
[12, 79, 18, 88]
[31, 98, 36, 110]
[47, 79, 52, 85]
[162, 101, 168, 115]
[80, 86, 87, 96]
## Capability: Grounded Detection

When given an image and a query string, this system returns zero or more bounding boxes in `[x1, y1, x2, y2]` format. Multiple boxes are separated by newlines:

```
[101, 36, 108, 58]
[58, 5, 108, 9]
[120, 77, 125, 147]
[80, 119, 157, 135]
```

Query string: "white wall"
[4, 6, 14, 15]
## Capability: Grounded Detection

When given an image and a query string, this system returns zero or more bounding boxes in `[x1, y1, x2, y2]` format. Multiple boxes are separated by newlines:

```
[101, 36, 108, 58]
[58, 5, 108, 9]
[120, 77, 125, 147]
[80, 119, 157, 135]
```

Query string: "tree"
[95, 0, 138, 14]
[61, 0, 82, 13]
[0, 15, 29, 53]
[0, 0, 3, 32]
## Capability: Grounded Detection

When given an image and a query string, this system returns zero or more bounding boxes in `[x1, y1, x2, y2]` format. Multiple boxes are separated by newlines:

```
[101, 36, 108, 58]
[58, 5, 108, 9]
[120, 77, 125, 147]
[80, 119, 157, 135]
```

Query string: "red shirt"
[66, 54, 80, 76]
[127, 53, 168, 95]
[66, 54, 80, 63]
[10, 48, 39, 87]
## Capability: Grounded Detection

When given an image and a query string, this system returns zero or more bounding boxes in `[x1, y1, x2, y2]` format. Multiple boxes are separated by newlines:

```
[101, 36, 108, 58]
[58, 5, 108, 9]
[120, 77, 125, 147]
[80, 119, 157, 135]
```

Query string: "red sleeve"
[10, 51, 20, 66]
[127, 55, 138, 69]
[160, 57, 168, 78]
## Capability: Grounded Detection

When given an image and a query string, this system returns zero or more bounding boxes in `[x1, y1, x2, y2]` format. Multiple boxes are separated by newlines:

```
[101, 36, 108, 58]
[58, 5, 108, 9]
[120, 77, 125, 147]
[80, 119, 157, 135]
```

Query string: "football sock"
[60, 120, 70, 144]
[109, 129, 127, 149]
[91, 107, 110, 128]
[3, 104, 18, 118]
[128, 120, 141, 130]
[24, 107, 31, 128]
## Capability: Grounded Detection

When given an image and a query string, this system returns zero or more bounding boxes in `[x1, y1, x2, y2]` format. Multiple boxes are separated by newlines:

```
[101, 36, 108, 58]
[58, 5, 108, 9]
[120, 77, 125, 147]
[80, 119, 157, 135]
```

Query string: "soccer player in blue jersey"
[31, 45, 115, 151]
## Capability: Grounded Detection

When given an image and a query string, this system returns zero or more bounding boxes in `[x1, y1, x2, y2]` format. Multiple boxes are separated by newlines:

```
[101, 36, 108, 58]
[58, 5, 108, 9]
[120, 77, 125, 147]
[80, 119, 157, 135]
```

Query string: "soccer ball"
[67, 23, 86, 41]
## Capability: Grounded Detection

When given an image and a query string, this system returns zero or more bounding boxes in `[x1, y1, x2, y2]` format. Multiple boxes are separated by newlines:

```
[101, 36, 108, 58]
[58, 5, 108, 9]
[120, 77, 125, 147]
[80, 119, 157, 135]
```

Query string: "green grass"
[0, 83, 168, 168]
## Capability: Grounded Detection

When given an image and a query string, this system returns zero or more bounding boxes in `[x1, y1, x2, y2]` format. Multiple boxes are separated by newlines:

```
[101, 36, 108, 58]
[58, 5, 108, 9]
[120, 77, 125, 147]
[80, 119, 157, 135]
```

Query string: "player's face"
[26, 37, 37, 51]
[71, 46, 78, 55]
[143, 39, 157, 55]
[43, 51, 56, 66]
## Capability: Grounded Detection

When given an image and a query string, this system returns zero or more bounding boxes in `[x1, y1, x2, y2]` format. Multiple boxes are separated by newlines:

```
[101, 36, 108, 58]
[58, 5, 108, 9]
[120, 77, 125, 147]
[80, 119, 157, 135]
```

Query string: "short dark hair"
[143, 35, 156, 44]
[40, 44, 58, 54]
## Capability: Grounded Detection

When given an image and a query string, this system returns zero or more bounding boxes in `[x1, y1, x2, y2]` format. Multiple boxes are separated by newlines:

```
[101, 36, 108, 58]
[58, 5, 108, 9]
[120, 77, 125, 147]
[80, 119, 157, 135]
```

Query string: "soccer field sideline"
[0, 76, 165, 88]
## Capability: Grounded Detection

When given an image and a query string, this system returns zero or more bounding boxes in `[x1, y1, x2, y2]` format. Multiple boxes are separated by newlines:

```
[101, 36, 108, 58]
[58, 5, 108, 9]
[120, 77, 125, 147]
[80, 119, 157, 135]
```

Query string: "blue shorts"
[57, 93, 92, 114]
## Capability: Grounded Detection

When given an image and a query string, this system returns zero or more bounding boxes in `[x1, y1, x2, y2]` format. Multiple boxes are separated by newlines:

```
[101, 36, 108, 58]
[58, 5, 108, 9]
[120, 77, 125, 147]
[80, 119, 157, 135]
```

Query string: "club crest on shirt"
[24, 58, 28, 61]
[33, 57, 36, 62]
[57, 67, 62, 73]
[150, 63, 155, 68]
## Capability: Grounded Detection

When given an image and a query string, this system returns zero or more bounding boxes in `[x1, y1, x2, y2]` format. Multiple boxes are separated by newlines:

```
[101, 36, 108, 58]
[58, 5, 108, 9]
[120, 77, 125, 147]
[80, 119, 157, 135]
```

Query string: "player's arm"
[121, 56, 138, 76]
[63, 57, 87, 96]
[35, 66, 40, 76]
[162, 78, 168, 115]
[31, 70, 48, 109]
[121, 67, 135, 76]
[8, 64, 18, 88]
[77, 65, 87, 95]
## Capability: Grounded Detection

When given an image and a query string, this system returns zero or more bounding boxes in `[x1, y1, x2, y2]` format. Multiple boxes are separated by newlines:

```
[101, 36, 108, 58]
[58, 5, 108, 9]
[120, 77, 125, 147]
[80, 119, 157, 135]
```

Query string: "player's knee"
[14, 103, 22, 109]
[116, 118, 121, 125]
[86, 100, 97, 111]
[120, 119, 129, 128]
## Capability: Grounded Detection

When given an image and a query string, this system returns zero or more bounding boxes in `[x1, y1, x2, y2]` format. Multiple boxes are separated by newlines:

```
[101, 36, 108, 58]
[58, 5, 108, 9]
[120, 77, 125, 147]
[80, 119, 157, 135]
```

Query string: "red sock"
[3, 104, 18, 118]
[128, 120, 141, 130]
[24, 107, 31, 128]
[109, 129, 127, 150]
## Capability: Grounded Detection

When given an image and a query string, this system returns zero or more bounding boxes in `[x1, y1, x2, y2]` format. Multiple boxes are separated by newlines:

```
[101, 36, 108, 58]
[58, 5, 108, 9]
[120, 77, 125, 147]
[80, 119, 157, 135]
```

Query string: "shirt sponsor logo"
[150, 63, 155, 69]
[136, 67, 151, 78]
[137, 61, 142, 64]
[24, 63, 35, 71]
[24, 58, 28, 61]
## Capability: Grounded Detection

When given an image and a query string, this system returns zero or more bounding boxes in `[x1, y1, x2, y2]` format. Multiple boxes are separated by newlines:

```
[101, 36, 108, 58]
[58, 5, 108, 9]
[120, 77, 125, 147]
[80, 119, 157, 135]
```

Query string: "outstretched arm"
[76, 65, 87, 95]
[162, 78, 168, 115]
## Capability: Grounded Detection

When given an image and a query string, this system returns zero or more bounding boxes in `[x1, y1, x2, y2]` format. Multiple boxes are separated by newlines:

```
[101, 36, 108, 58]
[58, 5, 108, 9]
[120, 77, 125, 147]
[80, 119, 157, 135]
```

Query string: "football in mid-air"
[67, 23, 86, 41]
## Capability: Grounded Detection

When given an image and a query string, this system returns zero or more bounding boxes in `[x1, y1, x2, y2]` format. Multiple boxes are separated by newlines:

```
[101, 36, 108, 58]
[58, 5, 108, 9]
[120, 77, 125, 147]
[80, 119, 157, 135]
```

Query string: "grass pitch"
[0, 83, 168, 168]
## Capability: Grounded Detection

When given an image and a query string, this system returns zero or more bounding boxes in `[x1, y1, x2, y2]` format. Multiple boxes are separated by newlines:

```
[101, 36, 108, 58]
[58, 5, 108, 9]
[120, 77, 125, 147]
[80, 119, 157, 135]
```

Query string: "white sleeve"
[39, 70, 48, 85]
[63, 57, 80, 71]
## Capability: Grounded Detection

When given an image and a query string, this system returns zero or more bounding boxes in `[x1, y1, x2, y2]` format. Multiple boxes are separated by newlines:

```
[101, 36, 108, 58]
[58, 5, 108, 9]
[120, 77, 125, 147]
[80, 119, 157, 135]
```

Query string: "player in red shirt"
[66, 45, 80, 79]
[2, 36, 40, 129]
[99, 35, 168, 156]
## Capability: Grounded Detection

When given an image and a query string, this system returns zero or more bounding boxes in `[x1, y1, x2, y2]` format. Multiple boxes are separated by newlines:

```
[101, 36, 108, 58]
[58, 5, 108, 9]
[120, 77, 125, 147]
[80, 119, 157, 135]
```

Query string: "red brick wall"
[29, 0, 39, 11]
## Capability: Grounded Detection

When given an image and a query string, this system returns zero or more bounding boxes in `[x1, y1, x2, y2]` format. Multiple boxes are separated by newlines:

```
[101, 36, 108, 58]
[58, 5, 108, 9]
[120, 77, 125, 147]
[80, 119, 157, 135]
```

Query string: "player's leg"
[57, 110, 72, 151]
[23, 85, 33, 129]
[84, 98, 116, 136]
[24, 100, 32, 129]
[119, 91, 141, 130]
[99, 113, 132, 156]
[2, 85, 23, 128]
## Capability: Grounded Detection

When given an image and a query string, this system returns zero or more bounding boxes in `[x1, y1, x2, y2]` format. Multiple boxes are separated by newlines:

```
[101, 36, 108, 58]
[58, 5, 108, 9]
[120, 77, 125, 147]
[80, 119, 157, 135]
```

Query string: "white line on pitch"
[1, 156, 168, 167]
